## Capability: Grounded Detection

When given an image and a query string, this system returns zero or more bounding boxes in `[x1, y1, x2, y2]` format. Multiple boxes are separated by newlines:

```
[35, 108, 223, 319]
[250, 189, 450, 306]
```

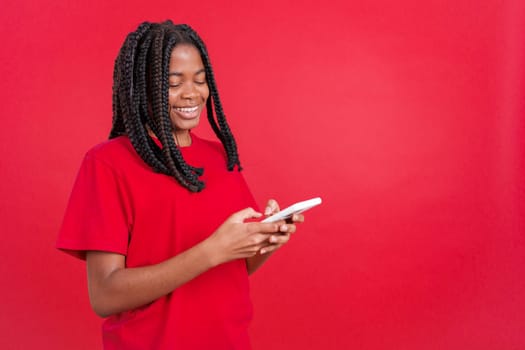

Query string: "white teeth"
[175, 106, 198, 113]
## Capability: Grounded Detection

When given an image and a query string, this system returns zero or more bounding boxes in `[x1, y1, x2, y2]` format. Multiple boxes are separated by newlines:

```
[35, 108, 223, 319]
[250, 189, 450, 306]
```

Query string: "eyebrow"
[169, 68, 206, 76]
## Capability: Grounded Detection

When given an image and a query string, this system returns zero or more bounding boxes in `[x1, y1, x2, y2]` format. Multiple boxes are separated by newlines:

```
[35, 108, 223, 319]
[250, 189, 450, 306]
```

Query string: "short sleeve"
[56, 152, 131, 260]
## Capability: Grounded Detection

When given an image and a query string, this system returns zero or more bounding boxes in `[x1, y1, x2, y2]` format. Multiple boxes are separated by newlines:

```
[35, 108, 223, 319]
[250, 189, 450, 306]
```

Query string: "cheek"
[201, 85, 210, 101]
[168, 90, 178, 104]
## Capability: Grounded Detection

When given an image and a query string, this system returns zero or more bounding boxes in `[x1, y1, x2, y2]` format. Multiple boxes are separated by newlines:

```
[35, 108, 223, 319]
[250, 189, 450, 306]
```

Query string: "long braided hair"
[109, 21, 241, 192]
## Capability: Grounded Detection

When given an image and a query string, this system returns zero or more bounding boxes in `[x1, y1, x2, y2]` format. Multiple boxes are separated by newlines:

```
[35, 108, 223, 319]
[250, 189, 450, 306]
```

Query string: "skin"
[166, 44, 209, 146]
[86, 44, 304, 318]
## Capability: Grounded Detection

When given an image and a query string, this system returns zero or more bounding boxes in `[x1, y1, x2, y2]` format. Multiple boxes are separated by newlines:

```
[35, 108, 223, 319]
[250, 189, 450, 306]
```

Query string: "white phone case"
[261, 197, 322, 223]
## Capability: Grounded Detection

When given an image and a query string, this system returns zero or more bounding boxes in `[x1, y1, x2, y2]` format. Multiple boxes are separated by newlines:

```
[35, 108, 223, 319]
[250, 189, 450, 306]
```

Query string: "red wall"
[1, 1, 524, 349]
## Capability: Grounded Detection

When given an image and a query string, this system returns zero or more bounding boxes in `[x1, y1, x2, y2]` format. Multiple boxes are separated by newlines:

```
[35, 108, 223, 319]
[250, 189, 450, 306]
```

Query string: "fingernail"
[264, 207, 272, 215]
[270, 236, 277, 243]
[260, 248, 267, 254]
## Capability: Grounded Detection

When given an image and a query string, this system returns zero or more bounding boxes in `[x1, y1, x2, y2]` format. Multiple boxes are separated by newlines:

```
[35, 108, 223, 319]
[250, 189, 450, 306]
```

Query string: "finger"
[240, 240, 273, 255]
[239, 244, 270, 256]
[249, 233, 272, 246]
[233, 233, 268, 247]
[248, 222, 280, 234]
[231, 233, 271, 254]
[279, 223, 296, 234]
[264, 199, 280, 216]
[269, 233, 291, 245]
[234, 245, 267, 258]
[291, 213, 305, 223]
[260, 243, 282, 255]
[230, 207, 263, 223]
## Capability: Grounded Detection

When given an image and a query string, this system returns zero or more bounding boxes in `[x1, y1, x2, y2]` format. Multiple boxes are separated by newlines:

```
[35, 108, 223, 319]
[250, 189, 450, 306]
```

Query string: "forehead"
[169, 44, 204, 72]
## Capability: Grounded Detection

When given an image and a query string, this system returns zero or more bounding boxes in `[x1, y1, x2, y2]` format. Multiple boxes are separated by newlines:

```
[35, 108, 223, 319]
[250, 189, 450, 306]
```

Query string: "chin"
[173, 117, 200, 131]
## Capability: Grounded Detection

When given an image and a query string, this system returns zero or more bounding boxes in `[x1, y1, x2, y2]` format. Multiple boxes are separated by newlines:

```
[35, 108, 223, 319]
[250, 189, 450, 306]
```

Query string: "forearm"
[246, 251, 274, 275]
[87, 240, 216, 317]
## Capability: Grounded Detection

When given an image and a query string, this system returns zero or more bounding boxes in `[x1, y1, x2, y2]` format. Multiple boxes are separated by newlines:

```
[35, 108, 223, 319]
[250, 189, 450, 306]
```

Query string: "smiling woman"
[55, 20, 304, 349]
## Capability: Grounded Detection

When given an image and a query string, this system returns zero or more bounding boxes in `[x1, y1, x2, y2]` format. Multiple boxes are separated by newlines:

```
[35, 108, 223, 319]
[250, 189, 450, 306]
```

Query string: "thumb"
[230, 207, 263, 223]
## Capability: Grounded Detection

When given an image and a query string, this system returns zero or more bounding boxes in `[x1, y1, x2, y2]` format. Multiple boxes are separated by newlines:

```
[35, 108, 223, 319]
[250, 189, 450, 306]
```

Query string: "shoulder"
[86, 136, 136, 163]
[82, 136, 144, 174]
[86, 136, 134, 160]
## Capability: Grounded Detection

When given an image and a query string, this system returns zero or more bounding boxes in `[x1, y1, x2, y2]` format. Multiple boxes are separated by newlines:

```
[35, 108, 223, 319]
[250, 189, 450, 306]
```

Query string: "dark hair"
[109, 20, 241, 192]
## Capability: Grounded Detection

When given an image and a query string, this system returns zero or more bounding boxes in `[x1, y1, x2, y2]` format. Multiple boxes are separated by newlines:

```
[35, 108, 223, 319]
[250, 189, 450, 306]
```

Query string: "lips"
[172, 105, 201, 119]
[174, 106, 198, 113]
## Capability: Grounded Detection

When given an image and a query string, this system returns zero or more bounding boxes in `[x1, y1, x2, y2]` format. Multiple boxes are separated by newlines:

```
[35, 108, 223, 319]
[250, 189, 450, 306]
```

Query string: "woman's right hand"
[205, 207, 282, 266]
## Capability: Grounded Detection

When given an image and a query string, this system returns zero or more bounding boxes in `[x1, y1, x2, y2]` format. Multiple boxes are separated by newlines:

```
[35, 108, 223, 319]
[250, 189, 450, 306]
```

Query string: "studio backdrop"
[1, 0, 524, 349]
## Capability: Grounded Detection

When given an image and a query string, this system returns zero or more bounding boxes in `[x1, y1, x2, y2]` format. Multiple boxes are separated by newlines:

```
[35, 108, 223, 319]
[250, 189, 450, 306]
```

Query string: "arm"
[87, 241, 213, 318]
[87, 208, 280, 317]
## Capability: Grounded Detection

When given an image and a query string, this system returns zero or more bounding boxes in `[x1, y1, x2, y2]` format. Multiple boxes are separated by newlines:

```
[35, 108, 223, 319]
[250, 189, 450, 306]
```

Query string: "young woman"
[56, 21, 303, 349]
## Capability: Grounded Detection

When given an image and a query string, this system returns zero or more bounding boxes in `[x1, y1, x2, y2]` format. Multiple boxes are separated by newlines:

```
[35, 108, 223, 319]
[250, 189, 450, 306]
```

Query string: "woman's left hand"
[259, 199, 304, 255]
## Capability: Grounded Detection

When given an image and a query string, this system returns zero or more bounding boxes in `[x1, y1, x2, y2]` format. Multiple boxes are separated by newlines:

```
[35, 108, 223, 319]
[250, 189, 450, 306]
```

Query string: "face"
[167, 44, 209, 136]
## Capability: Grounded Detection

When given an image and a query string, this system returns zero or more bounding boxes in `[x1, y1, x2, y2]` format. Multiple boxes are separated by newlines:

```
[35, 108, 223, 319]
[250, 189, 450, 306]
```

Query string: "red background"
[1, 0, 524, 349]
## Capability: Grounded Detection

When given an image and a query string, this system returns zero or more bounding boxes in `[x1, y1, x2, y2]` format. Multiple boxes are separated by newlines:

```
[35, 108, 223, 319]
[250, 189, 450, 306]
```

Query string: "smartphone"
[261, 197, 322, 223]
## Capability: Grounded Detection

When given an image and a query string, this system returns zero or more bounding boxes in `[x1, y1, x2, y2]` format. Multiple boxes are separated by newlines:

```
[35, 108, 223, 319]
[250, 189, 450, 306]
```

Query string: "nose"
[180, 82, 198, 100]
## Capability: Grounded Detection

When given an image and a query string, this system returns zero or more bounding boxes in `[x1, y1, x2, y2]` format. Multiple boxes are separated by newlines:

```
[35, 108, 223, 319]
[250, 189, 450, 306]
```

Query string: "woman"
[57, 21, 303, 349]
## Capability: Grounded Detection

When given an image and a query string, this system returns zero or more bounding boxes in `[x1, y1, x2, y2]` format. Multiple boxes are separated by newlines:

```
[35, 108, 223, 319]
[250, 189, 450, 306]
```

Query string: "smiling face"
[168, 44, 209, 144]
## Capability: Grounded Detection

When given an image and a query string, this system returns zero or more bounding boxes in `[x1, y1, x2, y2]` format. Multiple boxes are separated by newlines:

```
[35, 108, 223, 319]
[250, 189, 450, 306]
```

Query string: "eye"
[195, 81, 207, 85]
[169, 83, 181, 88]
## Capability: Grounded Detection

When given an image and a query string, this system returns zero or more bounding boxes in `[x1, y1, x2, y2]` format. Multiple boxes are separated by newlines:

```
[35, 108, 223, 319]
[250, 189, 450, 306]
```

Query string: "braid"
[109, 55, 124, 138]
[152, 31, 203, 191]
[131, 29, 170, 171]
[109, 21, 240, 192]
[183, 25, 242, 171]
[113, 23, 170, 175]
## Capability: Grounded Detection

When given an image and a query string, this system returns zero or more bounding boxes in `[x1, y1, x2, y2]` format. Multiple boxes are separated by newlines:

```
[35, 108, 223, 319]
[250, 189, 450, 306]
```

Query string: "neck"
[146, 126, 192, 147]
[173, 130, 192, 147]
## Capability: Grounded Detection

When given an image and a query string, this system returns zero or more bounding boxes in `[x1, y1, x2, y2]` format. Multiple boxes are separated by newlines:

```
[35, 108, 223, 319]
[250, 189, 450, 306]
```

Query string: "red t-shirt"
[57, 134, 257, 349]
